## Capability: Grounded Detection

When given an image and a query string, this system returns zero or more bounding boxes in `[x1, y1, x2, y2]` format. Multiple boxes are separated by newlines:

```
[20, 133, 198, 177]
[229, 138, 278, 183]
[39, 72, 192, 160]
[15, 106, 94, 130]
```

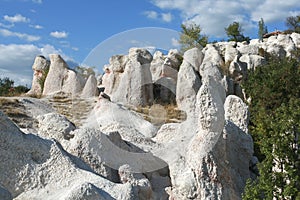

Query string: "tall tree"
[286, 15, 300, 33]
[179, 23, 208, 53]
[258, 18, 268, 41]
[225, 21, 250, 42]
[242, 54, 300, 199]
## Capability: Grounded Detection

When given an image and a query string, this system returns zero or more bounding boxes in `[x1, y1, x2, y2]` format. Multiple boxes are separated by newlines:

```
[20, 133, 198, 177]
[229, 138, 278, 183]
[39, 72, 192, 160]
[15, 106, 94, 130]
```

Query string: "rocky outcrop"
[104, 48, 154, 106]
[61, 69, 86, 95]
[176, 48, 202, 116]
[0, 111, 135, 200]
[165, 78, 253, 200]
[36, 112, 76, 144]
[161, 49, 182, 81]
[4, 32, 300, 200]
[27, 55, 50, 97]
[150, 51, 165, 81]
[41, 54, 86, 96]
[81, 75, 98, 98]
[43, 54, 69, 95]
[85, 94, 157, 140]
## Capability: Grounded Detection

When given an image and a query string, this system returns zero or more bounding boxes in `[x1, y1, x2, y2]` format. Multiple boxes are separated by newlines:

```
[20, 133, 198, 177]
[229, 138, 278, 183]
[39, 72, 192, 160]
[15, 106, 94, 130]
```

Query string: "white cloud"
[0, 23, 14, 29]
[144, 11, 158, 19]
[0, 44, 40, 86]
[144, 10, 173, 23]
[161, 12, 173, 22]
[0, 44, 77, 86]
[0, 28, 40, 41]
[171, 37, 180, 47]
[150, 0, 300, 38]
[50, 31, 68, 39]
[30, 24, 43, 29]
[3, 14, 30, 23]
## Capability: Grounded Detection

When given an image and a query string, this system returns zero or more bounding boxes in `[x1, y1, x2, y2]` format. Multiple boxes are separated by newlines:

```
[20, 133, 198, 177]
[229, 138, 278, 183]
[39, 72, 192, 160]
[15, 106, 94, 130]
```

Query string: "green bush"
[0, 77, 29, 97]
[242, 55, 300, 199]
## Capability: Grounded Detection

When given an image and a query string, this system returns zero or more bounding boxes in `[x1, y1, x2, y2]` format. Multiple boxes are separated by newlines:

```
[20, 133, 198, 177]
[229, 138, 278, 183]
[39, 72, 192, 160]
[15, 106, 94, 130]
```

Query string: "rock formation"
[26, 55, 50, 97]
[1, 32, 300, 200]
[43, 54, 69, 95]
[0, 111, 135, 200]
[102, 48, 154, 106]
[81, 74, 98, 98]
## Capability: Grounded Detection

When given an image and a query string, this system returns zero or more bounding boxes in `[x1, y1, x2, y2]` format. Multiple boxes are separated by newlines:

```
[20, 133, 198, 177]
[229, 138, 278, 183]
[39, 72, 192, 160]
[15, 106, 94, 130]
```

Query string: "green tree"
[286, 15, 300, 33]
[179, 23, 208, 53]
[242, 55, 300, 199]
[0, 77, 14, 96]
[258, 18, 268, 41]
[225, 21, 250, 42]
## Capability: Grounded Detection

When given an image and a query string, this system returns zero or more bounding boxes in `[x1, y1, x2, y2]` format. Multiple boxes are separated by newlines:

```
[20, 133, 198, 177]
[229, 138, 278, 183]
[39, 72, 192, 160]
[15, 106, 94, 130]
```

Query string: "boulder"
[229, 54, 248, 82]
[112, 48, 154, 106]
[102, 66, 119, 95]
[150, 51, 165, 82]
[27, 55, 50, 97]
[276, 34, 296, 56]
[36, 112, 76, 145]
[118, 164, 153, 200]
[224, 95, 249, 133]
[176, 58, 201, 116]
[81, 75, 98, 98]
[239, 54, 266, 70]
[237, 43, 259, 55]
[290, 32, 300, 48]
[67, 128, 120, 182]
[224, 43, 238, 64]
[165, 49, 182, 71]
[200, 44, 224, 81]
[161, 49, 182, 80]
[0, 111, 134, 200]
[43, 54, 69, 95]
[85, 95, 157, 140]
[183, 47, 204, 72]
[109, 54, 128, 73]
[61, 69, 86, 95]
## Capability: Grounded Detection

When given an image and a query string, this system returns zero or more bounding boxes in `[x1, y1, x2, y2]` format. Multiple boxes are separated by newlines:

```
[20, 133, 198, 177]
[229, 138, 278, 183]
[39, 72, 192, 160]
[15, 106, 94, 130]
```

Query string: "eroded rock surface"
[2, 32, 300, 200]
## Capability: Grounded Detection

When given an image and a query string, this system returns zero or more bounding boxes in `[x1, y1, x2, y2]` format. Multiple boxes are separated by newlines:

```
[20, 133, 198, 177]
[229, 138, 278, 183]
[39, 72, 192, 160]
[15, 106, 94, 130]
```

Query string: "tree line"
[0, 77, 29, 96]
[179, 15, 300, 52]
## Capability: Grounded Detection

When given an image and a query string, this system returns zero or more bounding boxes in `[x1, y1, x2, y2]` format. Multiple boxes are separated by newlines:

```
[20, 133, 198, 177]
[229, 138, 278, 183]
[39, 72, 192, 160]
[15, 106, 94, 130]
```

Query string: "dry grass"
[132, 103, 187, 126]
[48, 95, 96, 127]
[0, 97, 32, 128]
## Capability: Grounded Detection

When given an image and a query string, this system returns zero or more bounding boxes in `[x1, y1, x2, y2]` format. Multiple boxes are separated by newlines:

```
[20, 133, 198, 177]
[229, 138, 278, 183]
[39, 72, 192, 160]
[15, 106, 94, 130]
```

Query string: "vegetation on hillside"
[0, 77, 29, 96]
[242, 53, 300, 199]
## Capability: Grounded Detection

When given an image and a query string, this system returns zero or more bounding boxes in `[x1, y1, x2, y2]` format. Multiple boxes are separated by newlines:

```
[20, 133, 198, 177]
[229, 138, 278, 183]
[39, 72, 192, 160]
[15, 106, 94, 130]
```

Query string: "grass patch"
[0, 97, 32, 128]
[132, 103, 187, 126]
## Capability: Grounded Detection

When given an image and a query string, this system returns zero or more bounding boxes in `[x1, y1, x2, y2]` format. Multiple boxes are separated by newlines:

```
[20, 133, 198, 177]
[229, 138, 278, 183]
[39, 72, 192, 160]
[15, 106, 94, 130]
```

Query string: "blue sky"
[0, 0, 299, 86]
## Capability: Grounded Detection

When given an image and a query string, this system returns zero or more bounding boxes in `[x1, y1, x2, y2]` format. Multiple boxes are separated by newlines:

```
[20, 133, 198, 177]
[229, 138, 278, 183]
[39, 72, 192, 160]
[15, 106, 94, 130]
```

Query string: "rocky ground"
[1, 32, 299, 200]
